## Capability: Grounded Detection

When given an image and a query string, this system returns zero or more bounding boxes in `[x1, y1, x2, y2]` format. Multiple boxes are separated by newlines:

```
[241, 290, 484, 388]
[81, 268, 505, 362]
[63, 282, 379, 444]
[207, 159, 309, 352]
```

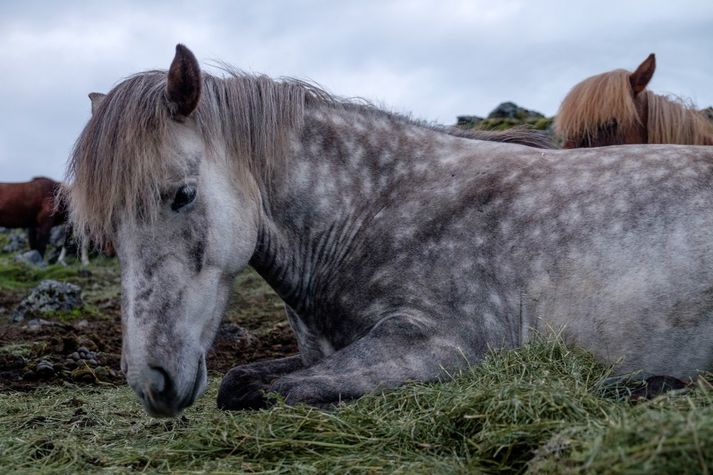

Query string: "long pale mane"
[66, 70, 316, 245]
[66, 69, 552, 245]
[646, 92, 713, 144]
[555, 68, 713, 145]
[554, 69, 640, 143]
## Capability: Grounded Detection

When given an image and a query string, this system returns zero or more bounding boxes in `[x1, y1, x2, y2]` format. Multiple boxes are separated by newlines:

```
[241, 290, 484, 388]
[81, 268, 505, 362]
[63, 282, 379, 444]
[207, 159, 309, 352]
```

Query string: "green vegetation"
[470, 116, 554, 131]
[456, 102, 555, 133]
[1, 338, 711, 474]
[0, 254, 120, 321]
[0, 255, 118, 290]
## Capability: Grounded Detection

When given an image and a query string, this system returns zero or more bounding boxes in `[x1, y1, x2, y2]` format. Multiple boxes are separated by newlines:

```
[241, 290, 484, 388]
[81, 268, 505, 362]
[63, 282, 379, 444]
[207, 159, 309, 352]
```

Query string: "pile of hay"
[1, 338, 711, 473]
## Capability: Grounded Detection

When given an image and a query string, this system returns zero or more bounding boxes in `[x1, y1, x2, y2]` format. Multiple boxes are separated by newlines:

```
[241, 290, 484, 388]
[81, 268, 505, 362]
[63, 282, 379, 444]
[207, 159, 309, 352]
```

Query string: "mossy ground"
[0, 245, 296, 392]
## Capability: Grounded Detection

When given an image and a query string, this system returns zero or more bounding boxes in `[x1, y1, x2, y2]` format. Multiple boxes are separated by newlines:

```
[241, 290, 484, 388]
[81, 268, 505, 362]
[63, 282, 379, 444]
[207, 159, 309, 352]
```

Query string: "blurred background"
[1, 0, 712, 181]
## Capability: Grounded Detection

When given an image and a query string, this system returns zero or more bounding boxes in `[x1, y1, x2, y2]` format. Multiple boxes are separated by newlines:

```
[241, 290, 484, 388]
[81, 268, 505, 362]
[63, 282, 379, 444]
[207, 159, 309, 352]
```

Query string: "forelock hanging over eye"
[171, 185, 197, 211]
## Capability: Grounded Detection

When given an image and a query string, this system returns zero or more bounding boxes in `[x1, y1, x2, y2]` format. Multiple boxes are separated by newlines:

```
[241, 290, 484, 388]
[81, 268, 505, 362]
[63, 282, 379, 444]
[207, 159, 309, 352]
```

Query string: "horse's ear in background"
[166, 43, 201, 118]
[629, 53, 656, 95]
[88, 92, 106, 115]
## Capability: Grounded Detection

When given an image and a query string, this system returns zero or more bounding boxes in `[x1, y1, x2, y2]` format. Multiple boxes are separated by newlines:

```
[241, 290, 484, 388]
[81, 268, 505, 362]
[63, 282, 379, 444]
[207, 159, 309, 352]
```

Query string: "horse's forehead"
[159, 126, 205, 177]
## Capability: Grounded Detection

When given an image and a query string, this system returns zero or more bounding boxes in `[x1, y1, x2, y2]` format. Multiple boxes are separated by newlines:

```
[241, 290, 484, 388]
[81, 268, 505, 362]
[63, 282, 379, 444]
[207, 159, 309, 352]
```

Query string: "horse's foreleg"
[34, 223, 53, 258]
[217, 355, 304, 410]
[80, 240, 89, 266]
[27, 228, 38, 252]
[57, 246, 67, 266]
[219, 314, 473, 409]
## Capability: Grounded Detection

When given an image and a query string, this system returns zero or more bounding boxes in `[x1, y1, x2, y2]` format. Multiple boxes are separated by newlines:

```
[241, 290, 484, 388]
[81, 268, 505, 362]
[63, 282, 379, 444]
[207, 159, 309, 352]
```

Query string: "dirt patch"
[0, 263, 297, 392]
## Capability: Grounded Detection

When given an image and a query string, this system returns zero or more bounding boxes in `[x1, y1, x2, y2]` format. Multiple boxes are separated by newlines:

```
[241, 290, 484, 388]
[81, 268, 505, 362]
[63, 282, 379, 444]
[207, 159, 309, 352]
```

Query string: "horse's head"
[557, 54, 656, 148]
[68, 45, 261, 416]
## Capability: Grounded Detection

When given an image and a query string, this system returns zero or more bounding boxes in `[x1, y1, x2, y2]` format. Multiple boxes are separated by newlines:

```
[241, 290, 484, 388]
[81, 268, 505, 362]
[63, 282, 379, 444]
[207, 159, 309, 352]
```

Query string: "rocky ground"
[0, 228, 298, 392]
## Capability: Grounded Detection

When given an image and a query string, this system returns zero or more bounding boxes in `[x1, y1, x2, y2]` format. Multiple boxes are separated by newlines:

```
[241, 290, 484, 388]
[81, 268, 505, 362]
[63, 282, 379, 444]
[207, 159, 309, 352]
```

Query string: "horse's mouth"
[178, 354, 207, 410]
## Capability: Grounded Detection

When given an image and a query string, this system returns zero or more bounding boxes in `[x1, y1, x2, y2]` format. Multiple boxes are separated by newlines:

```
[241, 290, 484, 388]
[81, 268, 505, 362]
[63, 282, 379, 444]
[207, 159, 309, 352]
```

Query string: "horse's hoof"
[216, 367, 271, 410]
[630, 375, 688, 400]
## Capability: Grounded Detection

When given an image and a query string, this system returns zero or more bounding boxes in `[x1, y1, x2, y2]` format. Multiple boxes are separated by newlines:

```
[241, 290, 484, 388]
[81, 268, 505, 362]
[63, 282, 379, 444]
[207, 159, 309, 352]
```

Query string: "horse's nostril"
[146, 365, 173, 398]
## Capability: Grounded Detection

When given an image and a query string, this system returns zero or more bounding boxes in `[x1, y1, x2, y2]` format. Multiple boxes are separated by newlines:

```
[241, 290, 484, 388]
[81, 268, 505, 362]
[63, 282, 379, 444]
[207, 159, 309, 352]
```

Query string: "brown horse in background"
[0, 177, 66, 256]
[555, 53, 713, 148]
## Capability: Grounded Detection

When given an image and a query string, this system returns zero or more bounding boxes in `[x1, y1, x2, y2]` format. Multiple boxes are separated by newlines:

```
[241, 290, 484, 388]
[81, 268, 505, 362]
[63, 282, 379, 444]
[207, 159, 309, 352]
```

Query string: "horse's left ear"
[166, 44, 201, 118]
[88, 92, 106, 115]
[629, 53, 656, 95]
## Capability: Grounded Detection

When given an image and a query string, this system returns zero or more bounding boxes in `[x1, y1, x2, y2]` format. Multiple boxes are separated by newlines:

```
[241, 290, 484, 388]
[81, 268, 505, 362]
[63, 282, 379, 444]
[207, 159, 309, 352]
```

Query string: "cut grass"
[1, 339, 711, 474]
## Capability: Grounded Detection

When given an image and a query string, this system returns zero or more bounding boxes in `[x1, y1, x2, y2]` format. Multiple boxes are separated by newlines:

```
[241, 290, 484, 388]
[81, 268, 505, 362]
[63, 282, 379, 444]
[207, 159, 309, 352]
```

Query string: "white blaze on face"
[118, 126, 260, 416]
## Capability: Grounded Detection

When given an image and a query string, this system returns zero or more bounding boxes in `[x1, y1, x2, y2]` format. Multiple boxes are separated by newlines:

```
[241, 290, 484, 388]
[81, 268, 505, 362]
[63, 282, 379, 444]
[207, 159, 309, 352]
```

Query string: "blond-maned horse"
[555, 54, 713, 148]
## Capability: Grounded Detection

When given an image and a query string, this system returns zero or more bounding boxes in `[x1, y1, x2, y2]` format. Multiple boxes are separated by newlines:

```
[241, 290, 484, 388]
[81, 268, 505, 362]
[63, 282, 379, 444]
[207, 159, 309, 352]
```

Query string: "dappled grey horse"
[67, 45, 713, 417]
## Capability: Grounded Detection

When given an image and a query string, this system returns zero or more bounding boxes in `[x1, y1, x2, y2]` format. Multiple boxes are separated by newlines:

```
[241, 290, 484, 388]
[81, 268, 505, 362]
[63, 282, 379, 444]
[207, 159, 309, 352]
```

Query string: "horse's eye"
[171, 185, 197, 211]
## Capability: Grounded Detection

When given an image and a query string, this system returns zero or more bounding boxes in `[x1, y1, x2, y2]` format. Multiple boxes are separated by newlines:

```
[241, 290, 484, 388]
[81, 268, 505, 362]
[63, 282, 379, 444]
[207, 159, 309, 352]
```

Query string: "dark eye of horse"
[171, 185, 197, 211]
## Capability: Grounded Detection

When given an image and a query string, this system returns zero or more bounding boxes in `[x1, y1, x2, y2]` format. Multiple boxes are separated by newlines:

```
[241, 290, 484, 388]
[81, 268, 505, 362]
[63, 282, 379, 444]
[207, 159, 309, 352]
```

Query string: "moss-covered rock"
[456, 102, 554, 134]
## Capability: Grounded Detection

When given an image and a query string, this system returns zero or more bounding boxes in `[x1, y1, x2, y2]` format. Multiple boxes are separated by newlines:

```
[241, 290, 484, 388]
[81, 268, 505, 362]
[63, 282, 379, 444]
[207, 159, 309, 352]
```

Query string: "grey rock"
[11, 280, 82, 323]
[49, 226, 66, 248]
[35, 359, 55, 378]
[0, 226, 8, 234]
[14, 250, 46, 268]
[3, 230, 28, 253]
[487, 101, 544, 120]
[456, 115, 483, 127]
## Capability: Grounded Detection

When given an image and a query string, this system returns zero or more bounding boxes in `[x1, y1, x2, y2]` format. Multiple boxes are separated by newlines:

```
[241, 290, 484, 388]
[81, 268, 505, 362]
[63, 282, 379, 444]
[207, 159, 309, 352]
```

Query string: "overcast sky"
[1, 0, 712, 181]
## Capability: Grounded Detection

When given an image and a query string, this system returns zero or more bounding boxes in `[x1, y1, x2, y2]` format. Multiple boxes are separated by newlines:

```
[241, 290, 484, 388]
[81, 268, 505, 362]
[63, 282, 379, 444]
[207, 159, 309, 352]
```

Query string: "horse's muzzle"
[130, 356, 206, 417]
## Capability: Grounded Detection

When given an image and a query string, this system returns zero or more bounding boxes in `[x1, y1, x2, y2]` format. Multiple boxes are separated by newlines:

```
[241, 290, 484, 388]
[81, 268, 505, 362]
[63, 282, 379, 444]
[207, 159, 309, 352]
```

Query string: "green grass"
[0, 255, 120, 321]
[0, 256, 118, 290]
[459, 117, 555, 132]
[1, 339, 711, 474]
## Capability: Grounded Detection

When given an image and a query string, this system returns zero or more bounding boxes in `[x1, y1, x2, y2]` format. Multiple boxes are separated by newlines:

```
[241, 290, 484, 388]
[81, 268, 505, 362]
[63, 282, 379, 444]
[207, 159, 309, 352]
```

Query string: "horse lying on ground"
[66, 45, 713, 417]
[0, 177, 66, 257]
[555, 53, 713, 148]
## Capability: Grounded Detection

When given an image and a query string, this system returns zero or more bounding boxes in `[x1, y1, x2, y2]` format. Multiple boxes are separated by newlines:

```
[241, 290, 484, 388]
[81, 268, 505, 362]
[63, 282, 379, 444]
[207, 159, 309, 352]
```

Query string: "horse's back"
[350, 142, 713, 376]
[503, 144, 713, 376]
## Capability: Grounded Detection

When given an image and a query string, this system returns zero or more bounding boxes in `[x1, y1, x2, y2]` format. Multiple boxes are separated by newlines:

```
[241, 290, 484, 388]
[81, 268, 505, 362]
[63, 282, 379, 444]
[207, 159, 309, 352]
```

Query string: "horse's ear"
[88, 92, 106, 115]
[166, 44, 201, 118]
[629, 53, 656, 95]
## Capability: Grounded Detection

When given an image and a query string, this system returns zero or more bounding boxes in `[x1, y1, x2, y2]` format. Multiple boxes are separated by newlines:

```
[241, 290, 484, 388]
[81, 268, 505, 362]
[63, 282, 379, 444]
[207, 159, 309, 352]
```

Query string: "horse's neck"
[249, 105, 471, 313]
